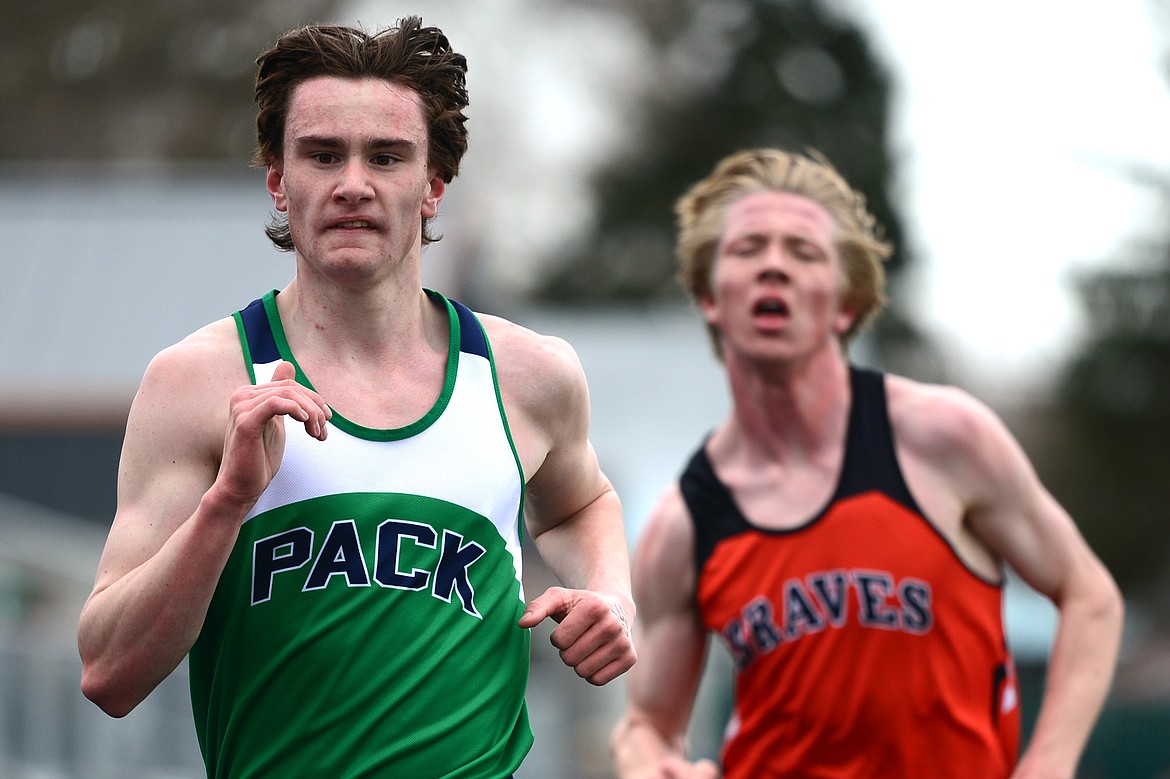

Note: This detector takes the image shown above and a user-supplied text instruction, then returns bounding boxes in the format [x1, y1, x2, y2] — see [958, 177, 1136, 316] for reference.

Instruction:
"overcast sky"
[852, 0, 1170, 394]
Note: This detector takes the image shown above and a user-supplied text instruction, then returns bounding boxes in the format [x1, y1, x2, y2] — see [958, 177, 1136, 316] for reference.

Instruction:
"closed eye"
[726, 236, 766, 257]
[787, 237, 825, 262]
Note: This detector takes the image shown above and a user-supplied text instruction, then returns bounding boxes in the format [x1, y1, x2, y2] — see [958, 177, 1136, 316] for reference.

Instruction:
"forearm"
[1015, 569, 1124, 777]
[78, 488, 245, 716]
[531, 487, 633, 609]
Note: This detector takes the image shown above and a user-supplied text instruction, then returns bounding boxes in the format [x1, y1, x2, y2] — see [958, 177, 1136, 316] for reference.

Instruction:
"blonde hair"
[675, 148, 892, 356]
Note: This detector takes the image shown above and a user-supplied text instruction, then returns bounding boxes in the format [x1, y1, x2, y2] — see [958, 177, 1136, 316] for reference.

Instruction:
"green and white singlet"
[189, 289, 532, 779]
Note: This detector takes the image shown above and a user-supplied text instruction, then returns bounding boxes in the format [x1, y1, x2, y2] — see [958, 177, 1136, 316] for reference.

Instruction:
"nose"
[757, 241, 791, 282]
[333, 159, 374, 203]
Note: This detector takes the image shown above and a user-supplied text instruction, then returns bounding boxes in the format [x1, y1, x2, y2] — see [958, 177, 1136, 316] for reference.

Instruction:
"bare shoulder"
[885, 372, 1038, 527]
[129, 316, 250, 460]
[140, 317, 247, 401]
[638, 486, 694, 568]
[97, 317, 251, 585]
[884, 373, 1008, 461]
[476, 313, 589, 421]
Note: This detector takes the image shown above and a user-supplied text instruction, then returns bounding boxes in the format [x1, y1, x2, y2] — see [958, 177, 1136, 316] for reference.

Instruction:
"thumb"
[518, 586, 571, 629]
[271, 360, 296, 383]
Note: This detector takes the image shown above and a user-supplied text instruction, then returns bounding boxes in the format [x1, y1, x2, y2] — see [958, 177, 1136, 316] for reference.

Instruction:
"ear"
[698, 291, 720, 327]
[266, 163, 287, 213]
[421, 170, 446, 219]
[834, 301, 858, 336]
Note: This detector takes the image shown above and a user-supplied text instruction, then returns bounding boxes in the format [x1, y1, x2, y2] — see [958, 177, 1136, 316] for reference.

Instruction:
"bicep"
[493, 323, 609, 536]
[957, 398, 1100, 601]
[90, 348, 226, 593]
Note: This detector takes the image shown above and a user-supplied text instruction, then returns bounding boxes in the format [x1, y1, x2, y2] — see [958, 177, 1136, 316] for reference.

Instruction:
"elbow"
[1090, 560, 1125, 626]
[1102, 570, 1125, 633]
[80, 660, 142, 719]
[1075, 561, 1126, 646]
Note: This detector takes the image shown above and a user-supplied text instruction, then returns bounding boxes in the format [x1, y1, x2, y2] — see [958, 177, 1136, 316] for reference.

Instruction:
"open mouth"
[753, 298, 789, 317]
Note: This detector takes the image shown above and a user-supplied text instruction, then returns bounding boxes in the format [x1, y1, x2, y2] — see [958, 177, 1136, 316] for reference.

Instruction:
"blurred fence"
[0, 639, 203, 779]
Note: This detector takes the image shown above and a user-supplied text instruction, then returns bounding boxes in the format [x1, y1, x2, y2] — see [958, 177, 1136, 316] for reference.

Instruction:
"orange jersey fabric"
[682, 367, 1020, 778]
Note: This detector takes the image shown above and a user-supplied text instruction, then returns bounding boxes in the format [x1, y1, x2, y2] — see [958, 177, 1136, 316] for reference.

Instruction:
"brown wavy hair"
[253, 17, 469, 250]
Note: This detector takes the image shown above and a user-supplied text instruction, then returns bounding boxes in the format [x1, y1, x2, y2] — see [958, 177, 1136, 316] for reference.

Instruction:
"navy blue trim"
[238, 297, 280, 364]
[451, 298, 488, 359]
[833, 367, 921, 513]
[681, 443, 739, 576]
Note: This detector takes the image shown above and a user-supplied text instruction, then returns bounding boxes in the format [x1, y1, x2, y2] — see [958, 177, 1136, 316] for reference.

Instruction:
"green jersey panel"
[191, 291, 530, 779]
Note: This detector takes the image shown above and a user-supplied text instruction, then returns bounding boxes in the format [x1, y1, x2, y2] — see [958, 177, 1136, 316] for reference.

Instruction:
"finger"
[271, 360, 297, 383]
[554, 615, 636, 682]
[518, 587, 571, 629]
[258, 362, 331, 439]
[548, 594, 621, 656]
[583, 650, 636, 686]
[231, 386, 329, 445]
[572, 632, 637, 684]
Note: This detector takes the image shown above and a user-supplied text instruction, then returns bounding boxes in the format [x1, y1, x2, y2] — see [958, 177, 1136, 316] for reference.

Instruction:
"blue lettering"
[432, 530, 486, 618]
[854, 571, 899, 629]
[374, 519, 436, 590]
[718, 570, 935, 667]
[252, 528, 314, 605]
[809, 570, 849, 626]
[782, 579, 825, 639]
[247, 516, 510, 621]
[304, 519, 371, 591]
[899, 579, 933, 633]
[746, 596, 783, 652]
[723, 618, 755, 669]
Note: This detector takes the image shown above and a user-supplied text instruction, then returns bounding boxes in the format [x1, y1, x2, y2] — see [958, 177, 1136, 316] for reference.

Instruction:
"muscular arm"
[484, 316, 636, 685]
[78, 325, 330, 716]
[612, 487, 719, 779]
[892, 379, 1124, 779]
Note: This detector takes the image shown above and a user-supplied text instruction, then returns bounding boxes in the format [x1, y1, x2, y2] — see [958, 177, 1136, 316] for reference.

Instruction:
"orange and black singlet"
[681, 366, 1020, 779]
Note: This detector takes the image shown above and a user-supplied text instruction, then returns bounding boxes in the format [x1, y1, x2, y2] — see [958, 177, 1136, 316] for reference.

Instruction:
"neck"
[276, 274, 447, 364]
[721, 345, 851, 463]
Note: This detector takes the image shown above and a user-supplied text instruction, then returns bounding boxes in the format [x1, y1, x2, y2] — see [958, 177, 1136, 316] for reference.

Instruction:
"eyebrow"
[292, 135, 421, 154]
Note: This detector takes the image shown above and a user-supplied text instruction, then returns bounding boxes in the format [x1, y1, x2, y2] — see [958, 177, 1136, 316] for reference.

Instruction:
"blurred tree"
[1043, 221, 1170, 608]
[1033, 0, 1170, 617]
[0, 0, 344, 162]
[534, 0, 907, 303]
[531, 0, 938, 376]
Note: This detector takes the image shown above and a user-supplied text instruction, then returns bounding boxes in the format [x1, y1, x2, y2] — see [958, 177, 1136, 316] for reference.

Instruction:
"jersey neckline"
[257, 288, 460, 442]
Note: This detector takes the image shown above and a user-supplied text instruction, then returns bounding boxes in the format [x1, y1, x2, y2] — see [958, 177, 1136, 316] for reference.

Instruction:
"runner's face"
[702, 191, 855, 362]
[266, 76, 444, 284]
